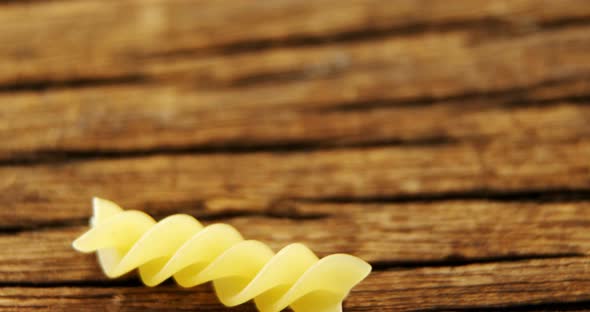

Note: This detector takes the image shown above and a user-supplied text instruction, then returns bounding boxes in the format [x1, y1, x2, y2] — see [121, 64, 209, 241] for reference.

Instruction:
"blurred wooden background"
[2, 0, 590, 311]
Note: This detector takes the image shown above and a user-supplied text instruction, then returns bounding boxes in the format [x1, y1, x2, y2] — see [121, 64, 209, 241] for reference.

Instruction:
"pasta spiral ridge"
[72, 198, 371, 312]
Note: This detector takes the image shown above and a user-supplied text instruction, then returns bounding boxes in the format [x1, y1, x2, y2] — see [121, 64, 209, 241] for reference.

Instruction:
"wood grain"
[2, 24, 590, 159]
[2, 90, 590, 161]
[2, 258, 590, 311]
[2, 0, 590, 311]
[1, 201, 589, 283]
[3, 139, 590, 227]
[1, 0, 589, 85]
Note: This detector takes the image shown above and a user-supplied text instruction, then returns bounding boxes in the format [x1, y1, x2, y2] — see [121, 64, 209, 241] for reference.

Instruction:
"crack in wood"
[0, 218, 88, 235]
[0, 0, 63, 5]
[0, 279, 144, 289]
[370, 253, 586, 271]
[0, 136, 457, 167]
[294, 188, 590, 204]
[414, 299, 590, 312]
[0, 74, 149, 94]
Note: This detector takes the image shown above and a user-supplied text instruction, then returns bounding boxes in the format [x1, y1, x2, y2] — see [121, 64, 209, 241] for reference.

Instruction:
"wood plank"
[0, 285, 251, 312]
[2, 95, 590, 160]
[1, 25, 590, 159]
[2, 201, 588, 283]
[1, 0, 589, 85]
[2, 1, 589, 311]
[351, 257, 590, 311]
[1, 258, 589, 311]
[145, 25, 590, 90]
[2, 139, 590, 227]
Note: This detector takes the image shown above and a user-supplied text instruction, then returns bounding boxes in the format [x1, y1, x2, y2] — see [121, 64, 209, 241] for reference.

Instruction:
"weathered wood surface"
[2, 0, 589, 86]
[1, 0, 590, 311]
[2, 201, 589, 283]
[1, 1, 590, 159]
[3, 24, 590, 158]
[3, 257, 590, 311]
[3, 140, 590, 228]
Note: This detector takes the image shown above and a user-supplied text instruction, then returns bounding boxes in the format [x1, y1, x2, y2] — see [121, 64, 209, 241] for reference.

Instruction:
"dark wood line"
[294, 188, 590, 204]
[0, 136, 457, 167]
[143, 16, 590, 61]
[370, 253, 586, 271]
[503, 94, 590, 108]
[0, 218, 87, 235]
[415, 300, 590, 312]
[0, 279, 144, 289]
[329, 91, 590, 114]
[0, 74, 149, 94]
[0, 0, 63, 5]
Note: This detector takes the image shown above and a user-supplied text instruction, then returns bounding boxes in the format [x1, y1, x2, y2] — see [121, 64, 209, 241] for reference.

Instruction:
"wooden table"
[2, 1, 590, 311]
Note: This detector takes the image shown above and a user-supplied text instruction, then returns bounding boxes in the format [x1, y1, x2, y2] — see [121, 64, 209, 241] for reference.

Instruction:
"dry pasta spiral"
[73, 198, 372, 312]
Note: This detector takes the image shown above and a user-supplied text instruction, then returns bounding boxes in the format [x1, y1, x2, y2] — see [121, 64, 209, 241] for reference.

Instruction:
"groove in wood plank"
[0, 74, 149, 93]
[416, 301, 590, 312]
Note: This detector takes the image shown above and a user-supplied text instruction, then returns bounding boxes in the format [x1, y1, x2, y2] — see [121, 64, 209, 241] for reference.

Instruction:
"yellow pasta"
[72, 197, 371, 312]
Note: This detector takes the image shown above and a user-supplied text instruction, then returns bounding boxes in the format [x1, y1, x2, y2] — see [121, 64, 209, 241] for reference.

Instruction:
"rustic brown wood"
[2, 0, 590, 311]
[2, 201, 589, 283]
[1, 0, 589, 85]
[2, 139, 590, 228]
[2, 258, 590, 311]
[2, 24, 590, 158]
[2, 91, 590, 161]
